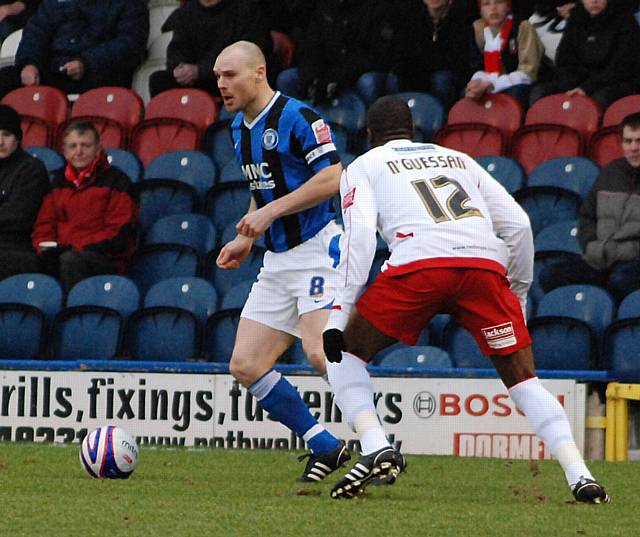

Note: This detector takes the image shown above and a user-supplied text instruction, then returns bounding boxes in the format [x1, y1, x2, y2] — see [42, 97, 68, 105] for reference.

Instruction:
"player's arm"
[217, 197, 256, 269]
[473, 160, 534, 314]
[235, 163, 341, 239]
[324, 163, 378, 362]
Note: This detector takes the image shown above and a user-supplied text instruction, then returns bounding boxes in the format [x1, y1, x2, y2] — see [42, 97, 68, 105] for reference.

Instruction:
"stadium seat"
[314, 91, 366, 153]
[1, 86, 68, 147]
[514, 186, 581, 236]
[144, 150, 217, 202]
[282, 339, 307, 365]
[138, 179, 197, 233]
[129, 244, 200, 294]
[393, 92, 445, 142]
[145, 213, 217, 255]
[204, 181, 251, 232]
[588, 126, 623, 167]
[0, 274, 63, 358]
[434, 124, 506, 157]
[444, 324, 487, 368]
[602, 95, 640, 127]
[0, 29, 22, 68]
[616, 289, 640, 320]
[427, 313, 452, 348]
[448, 94, 523, 137]
[220, 280, 254, 310]
[106, 149, 143, 183]
[203, 120, 244, 184]
[205, 247, 264, 296]
[376, 345, 452, 369]
[475, 156, 525, 193]
[203, 309, 240, 362]
[59, 87, 144, 149]
[144, 88, 219, 134]
[604, 289, 640, 373]
[25, 146, 65, 179]
[527, 157, 599, 199]
[144, 277, 218, 324]
[66, 275, 141, 317]
[130, 118, 201, 168]
[271, 31, 296, 70]
[510, 125, 582, 175]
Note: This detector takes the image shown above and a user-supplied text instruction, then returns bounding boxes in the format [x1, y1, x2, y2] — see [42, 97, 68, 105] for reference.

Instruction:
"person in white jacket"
[323, 95, 610, 504]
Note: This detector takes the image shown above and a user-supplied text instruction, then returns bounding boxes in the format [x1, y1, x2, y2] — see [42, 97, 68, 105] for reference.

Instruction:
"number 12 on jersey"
[411, 175, 483, 223]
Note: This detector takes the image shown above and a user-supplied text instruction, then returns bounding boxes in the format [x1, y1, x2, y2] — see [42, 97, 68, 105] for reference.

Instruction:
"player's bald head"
[217, 40, 266, 71]
[367, 96, 414, 147]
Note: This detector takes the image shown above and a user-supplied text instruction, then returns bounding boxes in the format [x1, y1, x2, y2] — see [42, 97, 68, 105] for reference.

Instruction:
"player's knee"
[229, 352, 257, 387]
[302, 342, 326, 375]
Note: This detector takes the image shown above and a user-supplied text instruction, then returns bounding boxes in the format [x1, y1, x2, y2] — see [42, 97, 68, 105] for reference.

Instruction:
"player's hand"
[20, 65, 40, 86]
[235, 205, 277, 239]
[323, 329, 345, 363]
[61, 60, 85, 81]
[465, 80, 492, 100]
[216, 235, 252, 269]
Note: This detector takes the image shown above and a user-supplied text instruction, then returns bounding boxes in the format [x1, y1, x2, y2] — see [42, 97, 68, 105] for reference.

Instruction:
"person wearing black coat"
[0, 104, 49, 281]
[149, 0, 272, 98]
[529, 0, 640, 107]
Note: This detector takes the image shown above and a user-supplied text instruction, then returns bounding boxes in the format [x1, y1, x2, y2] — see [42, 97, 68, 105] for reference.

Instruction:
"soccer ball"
[79, 425, 139, 479]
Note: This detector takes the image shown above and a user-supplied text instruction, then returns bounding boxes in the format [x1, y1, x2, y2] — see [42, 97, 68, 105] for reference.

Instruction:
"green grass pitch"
[0, 442, 637, 537]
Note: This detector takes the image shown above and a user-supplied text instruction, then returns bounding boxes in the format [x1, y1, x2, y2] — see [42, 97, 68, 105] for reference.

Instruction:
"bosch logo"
[413, 391, 436, 419]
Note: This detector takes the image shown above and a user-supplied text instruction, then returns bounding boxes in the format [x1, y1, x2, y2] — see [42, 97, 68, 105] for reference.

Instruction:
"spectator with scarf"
[466, 0, 543, 106]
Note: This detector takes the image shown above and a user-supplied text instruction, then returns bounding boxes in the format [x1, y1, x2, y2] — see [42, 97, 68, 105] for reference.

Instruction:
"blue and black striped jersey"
[231, 92, 341, 252]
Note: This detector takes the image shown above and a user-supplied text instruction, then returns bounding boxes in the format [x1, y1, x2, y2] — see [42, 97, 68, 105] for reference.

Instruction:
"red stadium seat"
[447, 94, 523, 137]
[58, 87, 144, 149]
[1, 86, 68, 147]
[433, 124, 506, 157]
[588, 126, 623, 167]
[602, 95, 640, 127]
[144, 88, 218, 134]
[271, 31, 296, 70]
[525, 93, 602, 145]
[130, 119, 200, 167]
[510, 125, 582, 175]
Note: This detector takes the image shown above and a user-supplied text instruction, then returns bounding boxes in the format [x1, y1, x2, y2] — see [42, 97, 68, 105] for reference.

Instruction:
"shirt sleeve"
[295, 107, 341, 174]
[326, 161, 378, 332]
[471, 159, 534, 314]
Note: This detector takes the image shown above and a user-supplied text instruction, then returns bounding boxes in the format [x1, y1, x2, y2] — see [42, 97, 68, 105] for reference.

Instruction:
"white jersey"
[327, 139, 534, 331]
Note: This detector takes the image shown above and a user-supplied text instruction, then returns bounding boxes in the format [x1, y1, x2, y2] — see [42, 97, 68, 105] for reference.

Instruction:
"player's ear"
[256, 65, 266, 82]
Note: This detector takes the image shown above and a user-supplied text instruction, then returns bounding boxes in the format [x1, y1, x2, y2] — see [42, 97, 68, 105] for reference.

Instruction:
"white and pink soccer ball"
[79, 426, 139, 479]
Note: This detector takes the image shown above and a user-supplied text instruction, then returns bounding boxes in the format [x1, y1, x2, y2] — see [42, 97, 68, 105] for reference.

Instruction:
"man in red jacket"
[32, 120, 138, 291]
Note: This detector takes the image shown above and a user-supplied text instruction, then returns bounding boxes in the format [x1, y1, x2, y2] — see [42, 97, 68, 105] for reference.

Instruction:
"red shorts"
[356, 267, 531, 356]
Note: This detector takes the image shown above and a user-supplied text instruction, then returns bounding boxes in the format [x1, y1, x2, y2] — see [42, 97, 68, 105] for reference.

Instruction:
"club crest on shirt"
[311, 119, 332, 144]
[262, 128, 279, 150]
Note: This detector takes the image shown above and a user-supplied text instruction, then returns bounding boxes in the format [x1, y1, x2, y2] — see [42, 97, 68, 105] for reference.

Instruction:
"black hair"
[62, 120, 100, 144]
[366, 96, 414, 147]
[621, 112, 640, 135]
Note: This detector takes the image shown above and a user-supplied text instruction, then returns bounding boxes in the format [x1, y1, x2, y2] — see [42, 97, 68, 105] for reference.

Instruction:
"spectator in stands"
[0, 0, 148, 98]
[32, 121, 138, 292]
[0, 103, 49, 281]
[529, 0, 640, 108]
[149, 0, 272, 98]
[0, 1, 39, 42]
[275, 0, 397, 106]
[390, 0, 473, 111]
[539, 113, 640, 302]
[465, 0, 544, 107]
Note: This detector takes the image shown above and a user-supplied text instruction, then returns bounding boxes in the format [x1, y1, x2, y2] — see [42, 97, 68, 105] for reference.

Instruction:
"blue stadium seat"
[144, 277, 218, 324]
[138, 180, 197, 233]
[204, 181, 251, 232]
[130, 244, 200, 294]
[106, 149, 143, 183]
[283, 339, 307, 365]
[26, 146, 64, 179]
[444, 324, 487, 368]
[144, 150, 216, 201]
[203, 121, 244, 184]
[145, 213, 217, 255]
[427, 314, 452, 348]
[514, 186, 581, 236]
[527, 156, 599, 199]
[603, 289, 640, 374]
[616, 289, 640, 320]
[0, 274, 63, 358]
[376, 345, 452, 369]
[203, 309, 241, 362]
[66, 275, 140, 318]
[314, 91, 366, 153]
[367, 250, 389, 285]
[205, 247, 264, 296]
[220, 280, 254, 310]
[392, 92, 445, 142]
[475, 156, 525, 194]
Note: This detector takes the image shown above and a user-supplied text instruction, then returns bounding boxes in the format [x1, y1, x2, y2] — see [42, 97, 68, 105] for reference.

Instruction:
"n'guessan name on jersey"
[385, 155, 467, 175]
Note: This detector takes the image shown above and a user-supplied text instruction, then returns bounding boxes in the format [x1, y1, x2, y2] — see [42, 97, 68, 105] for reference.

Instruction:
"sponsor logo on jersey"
[311, 119, 332, 144]
[481, 322, 516, 349]
[249, 179, 275, 190]
[242, 162, 271, 180]
[342, 186, 356, 209]
[262, 128, 279, 150]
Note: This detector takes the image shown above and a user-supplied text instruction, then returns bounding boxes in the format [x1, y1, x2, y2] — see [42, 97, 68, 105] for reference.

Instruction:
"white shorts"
[241, 221, 343, 337]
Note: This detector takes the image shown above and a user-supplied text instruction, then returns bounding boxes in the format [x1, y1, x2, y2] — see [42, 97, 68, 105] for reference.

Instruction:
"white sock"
[326, 352, 390, 455]
[508, 377, 593, 487]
